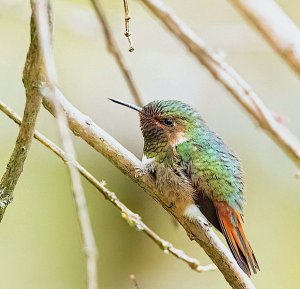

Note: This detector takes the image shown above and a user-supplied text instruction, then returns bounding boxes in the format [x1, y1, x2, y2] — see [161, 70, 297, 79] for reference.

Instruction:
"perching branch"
[229, 0, 300, 78]
[40, 86, 255, 288]
[0, 2, 44, 222]
[140, 0, 300, 170]
[0, 99, 215, 274]
[33, 1, 98, 289]
[123, 0, 135, 52]
[90, 0, 143, 107]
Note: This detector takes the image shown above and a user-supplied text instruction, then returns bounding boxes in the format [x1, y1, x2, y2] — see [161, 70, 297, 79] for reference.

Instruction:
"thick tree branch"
[40, 86, 255, 288]
[140, 0, 300, 170]
[90, 0, 143, 106]
[229, 0, 300, 78]
[0, 3, 44, 222]
[0, 99, 215, 273]
[33, 1, 98, 288]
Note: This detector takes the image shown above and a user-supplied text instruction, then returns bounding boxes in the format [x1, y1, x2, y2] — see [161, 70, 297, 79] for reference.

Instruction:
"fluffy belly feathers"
[143, 155, 202, 219]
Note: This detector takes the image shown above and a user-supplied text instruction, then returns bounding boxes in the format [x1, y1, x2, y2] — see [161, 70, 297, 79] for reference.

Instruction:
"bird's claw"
[167, 202, 174, 209]
[134, 167, 147, 178]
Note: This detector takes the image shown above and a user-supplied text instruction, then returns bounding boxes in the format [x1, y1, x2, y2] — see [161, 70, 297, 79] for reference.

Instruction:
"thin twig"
[0, 2, 44, 222]
[0, 99, 215, 274]
[90, 0, 143, 106]
[123, 0, 135, 52]
[41, 86, 255, 288]
[229, 0, 300, 78]
[140, 0, 300, 170]
[129, 274, 140, 289]
[33, 1, 98, 289]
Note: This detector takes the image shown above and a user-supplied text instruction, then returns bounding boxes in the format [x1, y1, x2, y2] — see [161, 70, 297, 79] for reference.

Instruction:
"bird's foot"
[167, 202, 175, 209]
[134, 167, 147, 178]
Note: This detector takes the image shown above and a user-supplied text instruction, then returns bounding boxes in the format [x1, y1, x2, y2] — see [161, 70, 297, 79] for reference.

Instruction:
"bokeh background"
[0, 0, 299, 288]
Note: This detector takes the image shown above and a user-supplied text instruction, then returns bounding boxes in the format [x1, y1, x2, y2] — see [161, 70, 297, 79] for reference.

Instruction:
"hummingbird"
[109, 98, 259, 276]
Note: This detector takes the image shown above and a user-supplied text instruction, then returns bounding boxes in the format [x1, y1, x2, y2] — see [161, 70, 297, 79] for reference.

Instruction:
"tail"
[215, 201, 260, 276]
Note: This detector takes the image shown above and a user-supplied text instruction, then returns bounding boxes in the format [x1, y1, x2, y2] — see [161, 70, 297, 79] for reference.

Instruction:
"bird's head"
[109, 98, 202, 159]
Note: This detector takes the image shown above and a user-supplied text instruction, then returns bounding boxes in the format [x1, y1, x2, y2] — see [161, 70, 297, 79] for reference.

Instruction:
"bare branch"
[90, 0, 143, 106]
[140, 0, 300, 170]
[229, 0, 300, 77]
[0, 99, 215, 274]
[33, 1, 98, 288]
[123, 0, 135, 52]
[40, 86, 255, 288]
[0, 2, 44, 222]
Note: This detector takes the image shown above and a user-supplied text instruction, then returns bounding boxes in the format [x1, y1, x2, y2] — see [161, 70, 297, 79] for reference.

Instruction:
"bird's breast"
[143, 155, 195, 213]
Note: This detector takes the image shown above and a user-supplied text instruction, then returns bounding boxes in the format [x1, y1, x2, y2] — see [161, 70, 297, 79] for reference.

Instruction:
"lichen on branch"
[0, 5, 44, 222]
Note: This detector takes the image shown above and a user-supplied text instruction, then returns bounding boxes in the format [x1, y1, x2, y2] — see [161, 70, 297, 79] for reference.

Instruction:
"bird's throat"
[143, 131, 188, 163]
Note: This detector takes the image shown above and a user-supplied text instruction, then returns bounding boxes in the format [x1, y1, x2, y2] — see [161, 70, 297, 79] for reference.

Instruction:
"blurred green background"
[0, 0, 299, 288]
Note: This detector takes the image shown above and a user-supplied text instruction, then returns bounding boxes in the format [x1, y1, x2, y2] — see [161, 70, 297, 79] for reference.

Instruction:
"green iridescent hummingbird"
[109, 98, 259, 276]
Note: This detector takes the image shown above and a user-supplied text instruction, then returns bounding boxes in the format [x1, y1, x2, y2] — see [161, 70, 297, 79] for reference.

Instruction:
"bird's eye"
[163, 118, 174, 127]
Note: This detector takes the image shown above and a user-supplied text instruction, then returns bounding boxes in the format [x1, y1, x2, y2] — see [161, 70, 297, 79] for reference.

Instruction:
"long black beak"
[108, 98, 143, 113]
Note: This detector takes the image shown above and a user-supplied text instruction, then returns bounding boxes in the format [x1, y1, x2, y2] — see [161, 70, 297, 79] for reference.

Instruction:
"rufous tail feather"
[215, 201, 260, 276]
